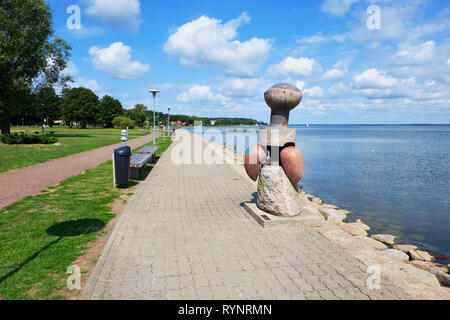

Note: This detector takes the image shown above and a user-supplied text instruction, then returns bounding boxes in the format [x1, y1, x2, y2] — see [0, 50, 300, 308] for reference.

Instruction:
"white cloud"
[62, 61, 79, 77]
[303, 86, 324, 98]
[268, 57, 319, 77]
[219, 78, 268, 97]
[323, 69, 344, 79]
[89, 42, 150, 79]
[321, 0, 359, 16]
[394, 41, 435, 65]
[352, 68, 398, 89]
[163, 13, 271, 77]
[447, 58, 450, 65]
[177, 85, 227, 104]
[85, 0, 142, 31]
[295, 81, 306, 90]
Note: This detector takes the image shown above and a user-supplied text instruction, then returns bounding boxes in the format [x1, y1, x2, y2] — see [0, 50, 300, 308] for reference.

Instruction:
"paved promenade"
[82, 131, 410, 300]
[0, 132, 161, 209]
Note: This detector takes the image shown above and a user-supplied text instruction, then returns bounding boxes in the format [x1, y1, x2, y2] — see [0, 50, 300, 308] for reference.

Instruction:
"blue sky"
[48, 0, 450, 124]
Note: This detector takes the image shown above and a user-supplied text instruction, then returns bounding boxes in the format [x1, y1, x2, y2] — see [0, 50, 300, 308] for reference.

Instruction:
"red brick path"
[0, 132, 162, 209]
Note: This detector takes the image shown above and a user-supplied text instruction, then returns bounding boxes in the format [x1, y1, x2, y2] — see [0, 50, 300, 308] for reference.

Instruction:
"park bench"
[129, 146, 159, 179]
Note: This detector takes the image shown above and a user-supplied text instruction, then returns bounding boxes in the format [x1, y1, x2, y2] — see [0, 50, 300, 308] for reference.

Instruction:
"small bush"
[113, 116, 135, 129]
[1, 133, 58, 145]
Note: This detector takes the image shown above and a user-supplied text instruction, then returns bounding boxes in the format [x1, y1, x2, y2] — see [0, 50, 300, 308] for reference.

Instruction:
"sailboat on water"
[306, 122, 310, 127]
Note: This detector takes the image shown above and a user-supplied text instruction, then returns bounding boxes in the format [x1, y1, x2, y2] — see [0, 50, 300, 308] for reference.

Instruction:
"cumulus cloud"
[268, 57, 319, 77]
[85, 0, 142, 31]
[219, 78, 269, 97]
[89, 42, 150, 79]
[352, 68, 398, 89]
[303, 86, 324, 98]
[163, 13, 271, 77]
[177, 85, 227, 104]
[321, 0, 359, 16]
[394, 41, 435, 66]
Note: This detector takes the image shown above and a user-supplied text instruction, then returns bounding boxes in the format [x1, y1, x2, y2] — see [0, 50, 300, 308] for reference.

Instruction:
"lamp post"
[149, 89, 160, 145]
[168, 107, 171, 137]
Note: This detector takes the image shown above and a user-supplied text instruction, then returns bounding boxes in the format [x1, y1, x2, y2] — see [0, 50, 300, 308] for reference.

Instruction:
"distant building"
[210, 120, 216, 125]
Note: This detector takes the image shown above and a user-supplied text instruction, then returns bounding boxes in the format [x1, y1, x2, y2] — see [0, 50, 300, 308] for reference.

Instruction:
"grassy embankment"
[0, 127, 151, 173]
[0, 136, 173, 300]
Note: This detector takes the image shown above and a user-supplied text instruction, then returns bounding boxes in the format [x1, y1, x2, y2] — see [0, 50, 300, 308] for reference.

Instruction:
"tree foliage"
[0, 0, 71, 133]
[126, 104, 147, 127]
[61, 88, 99, 129]
[98, 95, 123, 128]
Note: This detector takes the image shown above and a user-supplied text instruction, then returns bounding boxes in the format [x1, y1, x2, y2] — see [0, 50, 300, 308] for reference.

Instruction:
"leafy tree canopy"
[0, 0, 71, 133]
[61, 87, 99, 129]
[98, 95, 123, 128]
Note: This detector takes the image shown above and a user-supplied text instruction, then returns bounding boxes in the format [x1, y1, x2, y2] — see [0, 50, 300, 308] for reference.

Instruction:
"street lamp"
[149, 89, 160, 145]
[168, 107, 171, 137]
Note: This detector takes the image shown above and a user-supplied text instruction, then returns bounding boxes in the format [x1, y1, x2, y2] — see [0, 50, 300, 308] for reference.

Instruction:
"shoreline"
[191, 130, 450, 299]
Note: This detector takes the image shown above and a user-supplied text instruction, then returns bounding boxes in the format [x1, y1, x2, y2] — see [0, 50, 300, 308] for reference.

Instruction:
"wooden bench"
[129, 146, 160, 179]
[136, 146, 159, 155]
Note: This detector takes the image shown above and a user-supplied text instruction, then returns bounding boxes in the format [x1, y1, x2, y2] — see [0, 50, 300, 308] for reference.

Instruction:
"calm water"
[188, 125, 450, 259]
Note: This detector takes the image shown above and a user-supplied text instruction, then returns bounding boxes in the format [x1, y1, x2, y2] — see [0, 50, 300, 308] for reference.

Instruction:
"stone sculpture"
[244, 83, 305, 217]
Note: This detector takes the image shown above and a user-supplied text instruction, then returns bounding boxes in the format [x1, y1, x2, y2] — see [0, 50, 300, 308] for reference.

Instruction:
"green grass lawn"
[0, 136, 173, 300]
[0, 127, 151, 173]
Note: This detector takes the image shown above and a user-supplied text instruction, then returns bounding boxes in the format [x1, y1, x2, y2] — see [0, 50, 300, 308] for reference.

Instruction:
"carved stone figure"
[244, 83, 305, 217]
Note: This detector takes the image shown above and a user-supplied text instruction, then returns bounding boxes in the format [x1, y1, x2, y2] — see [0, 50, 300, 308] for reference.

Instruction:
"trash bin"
[114, 146, 131, 186]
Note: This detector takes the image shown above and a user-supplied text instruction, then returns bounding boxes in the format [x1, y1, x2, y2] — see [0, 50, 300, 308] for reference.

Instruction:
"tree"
[113, 116, 135, 129]
[0, 0, 71, 134]
[98, 95, 123, 128]
[126, 104, 147, 128]
[34, 86, 61, 127]
[61, 87, 99, 129]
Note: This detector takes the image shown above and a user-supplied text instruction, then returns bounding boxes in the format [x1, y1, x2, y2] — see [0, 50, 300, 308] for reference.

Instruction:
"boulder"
[393, 244, 418, 253]
[370, 234, 397, 245]
[355, 219, 370, 231]
[257, 165, 303, 217]
[337, 222, 370, 237]
[322, 204, 340, 210]
[407, 260, 449, 274]
[429, 271, 450, 287]
[355, 236, 387, 250]
[320, 208, 348, 222]
[409, 250, 435, 262]
[383, 249, 410, 262]
[312, 197, 324, 205]
[430, 253, 448, 260]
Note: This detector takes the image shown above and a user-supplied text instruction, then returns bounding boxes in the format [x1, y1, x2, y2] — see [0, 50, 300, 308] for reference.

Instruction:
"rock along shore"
[199, 132, 450, 300]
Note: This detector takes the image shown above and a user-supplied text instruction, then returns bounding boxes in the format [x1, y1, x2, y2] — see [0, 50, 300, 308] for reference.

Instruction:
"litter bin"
[114, 146, 131, 186]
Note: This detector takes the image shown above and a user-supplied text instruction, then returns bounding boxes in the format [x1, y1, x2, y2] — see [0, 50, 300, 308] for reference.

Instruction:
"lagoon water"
[188, 124, 450, 259]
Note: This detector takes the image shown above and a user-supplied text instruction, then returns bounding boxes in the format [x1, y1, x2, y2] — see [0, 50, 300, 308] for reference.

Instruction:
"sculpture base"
[244, 203, 325, 229]
[257, 165, 302, 217]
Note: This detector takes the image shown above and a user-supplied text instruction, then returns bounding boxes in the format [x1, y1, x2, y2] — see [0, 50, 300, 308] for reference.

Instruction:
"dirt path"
[0, 132, 162, 209]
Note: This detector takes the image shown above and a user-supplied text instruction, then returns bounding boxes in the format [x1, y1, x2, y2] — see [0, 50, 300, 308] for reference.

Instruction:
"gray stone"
[429, 271, 450, 287]
[320, 208, 348, 223]
[370, 234, 397, 245]
[409, 250, 435, 262]
[337, 222, 369, 237]
[322, 204, 340, 210]
[312, 197, 324, 205]
[383, 249, 410, 262]
[355, 236, 388, 250]
[393, 244, 418, 253]
[257, 165, 302, 217]
[407, 260, 449, 274]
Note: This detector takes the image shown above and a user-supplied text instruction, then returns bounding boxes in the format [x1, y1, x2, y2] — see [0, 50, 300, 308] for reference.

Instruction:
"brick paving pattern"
[0, 132, 161, 209]
[82, 132, 408, 300]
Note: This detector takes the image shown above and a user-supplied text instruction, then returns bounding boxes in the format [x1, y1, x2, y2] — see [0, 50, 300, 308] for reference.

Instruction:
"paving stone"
[82, 131, 408, 300]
